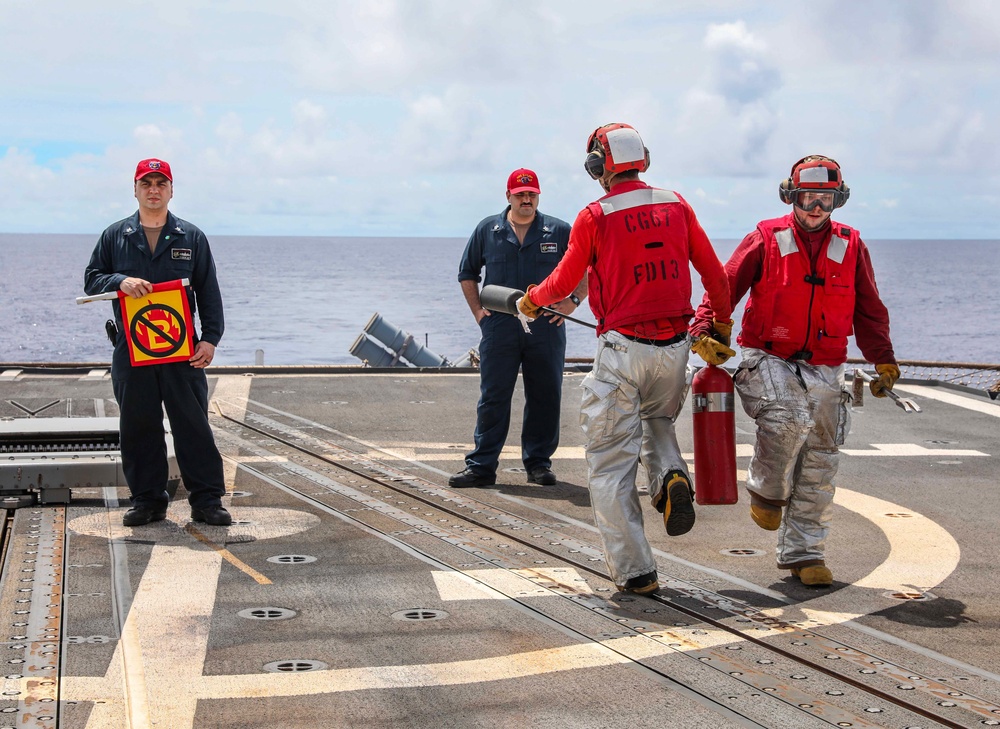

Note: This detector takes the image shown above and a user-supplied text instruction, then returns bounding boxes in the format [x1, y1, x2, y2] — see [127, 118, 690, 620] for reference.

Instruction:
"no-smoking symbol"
[130, 302, 188, 358]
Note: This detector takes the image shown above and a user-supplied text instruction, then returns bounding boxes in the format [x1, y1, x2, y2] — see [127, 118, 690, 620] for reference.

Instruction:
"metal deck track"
[0, 508, 65, 728]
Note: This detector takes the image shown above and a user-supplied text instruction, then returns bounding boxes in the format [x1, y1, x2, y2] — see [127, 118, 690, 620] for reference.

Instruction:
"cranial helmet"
[584, 123, 650, 179]
[779, 155, 850, 209]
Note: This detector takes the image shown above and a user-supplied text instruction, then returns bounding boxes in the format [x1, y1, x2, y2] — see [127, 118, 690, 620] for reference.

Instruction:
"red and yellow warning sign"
[119, 279, 194, 367]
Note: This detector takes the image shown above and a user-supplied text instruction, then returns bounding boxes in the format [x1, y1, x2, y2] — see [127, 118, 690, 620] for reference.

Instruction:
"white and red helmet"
[779, 155, 850, 209]
[584, 123, 650, 179]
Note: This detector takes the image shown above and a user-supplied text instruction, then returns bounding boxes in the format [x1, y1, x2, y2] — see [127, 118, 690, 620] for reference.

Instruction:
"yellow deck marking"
[185, 524, 272, 584]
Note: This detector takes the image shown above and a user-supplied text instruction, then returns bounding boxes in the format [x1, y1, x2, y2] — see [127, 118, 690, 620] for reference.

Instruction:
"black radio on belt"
[105, 319, 118, 346]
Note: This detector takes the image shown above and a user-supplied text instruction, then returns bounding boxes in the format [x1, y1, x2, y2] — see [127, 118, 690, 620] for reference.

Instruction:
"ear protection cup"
[639, 146, 651, 173]
[779, 177, 795, 204]
[584, 147, 605, 179]
[835, 184, 850, 208]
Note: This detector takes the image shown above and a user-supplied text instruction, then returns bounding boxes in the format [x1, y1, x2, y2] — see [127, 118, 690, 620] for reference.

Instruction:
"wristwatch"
[569, 294, 581, 306]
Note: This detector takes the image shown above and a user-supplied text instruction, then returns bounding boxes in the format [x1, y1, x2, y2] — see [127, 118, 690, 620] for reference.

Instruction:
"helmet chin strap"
[599, 170, 618, 193]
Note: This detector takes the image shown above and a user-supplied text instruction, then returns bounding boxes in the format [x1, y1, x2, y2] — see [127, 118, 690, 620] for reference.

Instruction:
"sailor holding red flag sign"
[84, 158, 231, 527]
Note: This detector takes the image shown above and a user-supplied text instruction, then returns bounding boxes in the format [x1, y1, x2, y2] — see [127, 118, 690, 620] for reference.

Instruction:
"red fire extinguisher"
[691, 364, 738, 505]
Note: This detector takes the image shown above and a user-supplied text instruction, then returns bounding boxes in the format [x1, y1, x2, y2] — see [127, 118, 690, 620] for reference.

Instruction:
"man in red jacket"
[519, 123, 733, 595]
[692, 155, 899, 587]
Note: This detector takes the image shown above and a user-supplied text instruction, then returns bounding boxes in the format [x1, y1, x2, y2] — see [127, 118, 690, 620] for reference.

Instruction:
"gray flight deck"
[0, 364, 998, 728]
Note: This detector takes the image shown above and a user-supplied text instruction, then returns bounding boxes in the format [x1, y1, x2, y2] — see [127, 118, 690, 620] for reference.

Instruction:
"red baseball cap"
[134, 158, 173, 182]
[506, 168, 540, 194]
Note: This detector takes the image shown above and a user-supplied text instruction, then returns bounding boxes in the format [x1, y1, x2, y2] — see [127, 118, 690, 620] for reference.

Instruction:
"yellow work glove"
[691, 334, 736, 366]
[517, 284, 542, 319]
[710, 318, 734, 347]
[870, 363, 900, 398]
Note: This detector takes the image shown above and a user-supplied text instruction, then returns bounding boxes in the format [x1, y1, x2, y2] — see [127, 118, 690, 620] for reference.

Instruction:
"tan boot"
[749, 494, 782, 531]
[791, 564, 833, 587]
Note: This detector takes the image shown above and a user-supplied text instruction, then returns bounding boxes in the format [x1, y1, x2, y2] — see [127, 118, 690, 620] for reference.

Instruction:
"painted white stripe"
[836, 488, 961, 591]
[762, 487, 964, 646]
[434, 568, 595, 601]
[197, 640, 658, 697]
[841, 443, 987, 456]
[212, 388, 997, 684]
[895, 383, 1000, 418]
[211, 375, 254, 489]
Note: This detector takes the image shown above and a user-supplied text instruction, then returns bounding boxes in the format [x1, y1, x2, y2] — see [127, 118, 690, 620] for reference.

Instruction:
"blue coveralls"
[84, 211, 227, 512]
[457, 208, 572, 477]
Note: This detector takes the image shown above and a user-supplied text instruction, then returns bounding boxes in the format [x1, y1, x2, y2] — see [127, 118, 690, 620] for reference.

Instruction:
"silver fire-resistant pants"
[579, 331, 691, 586]
[733, 347, 851, 568]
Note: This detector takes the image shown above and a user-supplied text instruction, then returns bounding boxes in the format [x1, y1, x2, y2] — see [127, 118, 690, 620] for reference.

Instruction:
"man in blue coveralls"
[451, 168, 587, 488]
[84, 158, 231, 527]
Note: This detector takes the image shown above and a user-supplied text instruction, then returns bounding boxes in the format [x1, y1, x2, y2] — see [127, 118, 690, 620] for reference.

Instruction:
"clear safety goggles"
[792, 190, 837, 212]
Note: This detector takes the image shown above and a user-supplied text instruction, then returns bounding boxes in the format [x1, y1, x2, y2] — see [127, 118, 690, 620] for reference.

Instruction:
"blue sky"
[2, 1, 999, 239]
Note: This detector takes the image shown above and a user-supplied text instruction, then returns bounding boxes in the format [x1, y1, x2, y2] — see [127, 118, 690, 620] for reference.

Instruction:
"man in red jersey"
[519, 123, 733, 595]
[691, 155, 899, 587]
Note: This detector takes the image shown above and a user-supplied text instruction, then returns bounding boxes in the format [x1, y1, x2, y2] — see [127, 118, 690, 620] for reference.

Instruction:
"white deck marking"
[758, 487, 962, 630]
[211, 375, 254, 489]
[61, 505, 677, 721]
[64, 506, 319, 728]
[842, 443, 988, 456]
[895, 383, 1000, 417]
[193, 640, 659, 696]
[23, 379, 989, 724]
[434, 567, 595, 601]
[836, 488, 960, 593]
[343, 444, 756, 462]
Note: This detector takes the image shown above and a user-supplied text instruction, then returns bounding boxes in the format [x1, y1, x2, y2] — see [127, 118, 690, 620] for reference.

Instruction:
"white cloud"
[669, 22, 781, 177]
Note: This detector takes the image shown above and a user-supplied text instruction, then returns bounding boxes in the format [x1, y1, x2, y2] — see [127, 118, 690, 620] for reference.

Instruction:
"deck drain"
[883, 590, 935, 601]
[267, 555, 318, 565]
[391, 608, 449, 622]
[263, 659, 328, 673]
[238, 607, 297, 620]
[720, 548, 766, 558]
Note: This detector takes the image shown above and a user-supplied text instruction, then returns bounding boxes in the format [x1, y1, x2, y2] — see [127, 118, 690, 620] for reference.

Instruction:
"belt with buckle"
[618, 332, 687, 347]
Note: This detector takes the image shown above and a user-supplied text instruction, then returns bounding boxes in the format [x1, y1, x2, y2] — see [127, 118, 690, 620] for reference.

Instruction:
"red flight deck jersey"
[530, 180, 732, 339]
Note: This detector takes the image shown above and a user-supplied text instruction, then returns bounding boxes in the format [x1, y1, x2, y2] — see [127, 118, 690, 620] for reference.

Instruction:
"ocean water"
[1, 234, 998, 366]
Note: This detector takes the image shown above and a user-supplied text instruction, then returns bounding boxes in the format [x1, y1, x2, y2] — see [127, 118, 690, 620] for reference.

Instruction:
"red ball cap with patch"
[506, 168, 540, 194]
[134, 158, 173, 182]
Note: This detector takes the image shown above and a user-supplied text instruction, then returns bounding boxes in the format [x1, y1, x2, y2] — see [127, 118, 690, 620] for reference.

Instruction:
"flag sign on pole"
[119, 279, 194, 366]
